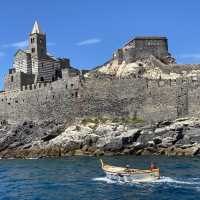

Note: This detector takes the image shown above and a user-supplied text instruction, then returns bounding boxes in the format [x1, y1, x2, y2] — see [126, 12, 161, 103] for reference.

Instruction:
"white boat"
[100, 159, 160, 183]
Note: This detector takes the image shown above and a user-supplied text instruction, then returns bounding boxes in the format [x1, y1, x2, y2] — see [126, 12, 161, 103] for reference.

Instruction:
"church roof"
[31, 21, 44, 34]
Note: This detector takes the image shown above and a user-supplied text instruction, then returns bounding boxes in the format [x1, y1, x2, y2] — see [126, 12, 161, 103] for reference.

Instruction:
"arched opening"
[40, 77, 44, 82]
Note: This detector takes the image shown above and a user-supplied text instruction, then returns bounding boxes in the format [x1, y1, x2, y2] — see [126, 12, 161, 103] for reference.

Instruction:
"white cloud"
[2, 40, 28, 48]
[1, 40, 55, 49]
[76, 38, 102, 46]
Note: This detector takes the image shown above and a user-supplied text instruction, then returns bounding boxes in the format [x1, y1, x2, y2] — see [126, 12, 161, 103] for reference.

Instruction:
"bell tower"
[29, 21, 47, 58]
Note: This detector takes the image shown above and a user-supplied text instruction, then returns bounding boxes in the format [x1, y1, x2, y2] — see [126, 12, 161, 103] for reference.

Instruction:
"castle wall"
[123, 37, 169, 63]
[0, 74, 196, 124]
[0, 76, 194, 122]
[4, 72, 35, 91]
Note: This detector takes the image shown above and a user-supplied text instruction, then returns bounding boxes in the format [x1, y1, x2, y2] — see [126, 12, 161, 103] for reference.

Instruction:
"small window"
[40, 77, 44, 82]
[11, 76, 13, 82]
[66, 84, 68, 89]
[31, 48, 35, 53]
[15, 100, 18, 103]
[75, 91, 78, 98]
[31, 38, 35, 43]
[71, 83, 74, 88]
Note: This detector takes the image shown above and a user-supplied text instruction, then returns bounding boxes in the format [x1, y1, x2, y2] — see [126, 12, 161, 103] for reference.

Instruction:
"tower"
[29, 21, 47, 58]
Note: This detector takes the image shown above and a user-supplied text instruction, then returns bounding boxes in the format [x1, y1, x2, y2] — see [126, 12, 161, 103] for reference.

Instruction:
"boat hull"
[105, 171, 159, 183]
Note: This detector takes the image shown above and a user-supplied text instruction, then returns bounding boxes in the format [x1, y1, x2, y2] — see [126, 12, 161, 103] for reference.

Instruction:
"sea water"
[0, 156, 199, 200]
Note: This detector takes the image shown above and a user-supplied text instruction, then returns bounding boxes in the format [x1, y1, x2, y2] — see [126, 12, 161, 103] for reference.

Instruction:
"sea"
[0, 155, 199, 200]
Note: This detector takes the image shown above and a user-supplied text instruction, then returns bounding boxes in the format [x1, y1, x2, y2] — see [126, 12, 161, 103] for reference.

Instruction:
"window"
[31, 48, 35, 53]
[75, 91, 78, 98]
[71, 83, 74, 88]
[31, 38, 35, 43]
[11, 76, 13, 82]
[40, 77, 44, 82]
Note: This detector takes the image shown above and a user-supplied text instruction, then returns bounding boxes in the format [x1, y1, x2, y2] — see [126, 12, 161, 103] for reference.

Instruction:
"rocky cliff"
[0, 117, 200, 158]
[87, 56, 200, 80]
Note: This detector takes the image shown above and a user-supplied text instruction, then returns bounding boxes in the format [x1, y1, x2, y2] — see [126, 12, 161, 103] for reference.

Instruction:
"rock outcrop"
[0, 117, 200, 158]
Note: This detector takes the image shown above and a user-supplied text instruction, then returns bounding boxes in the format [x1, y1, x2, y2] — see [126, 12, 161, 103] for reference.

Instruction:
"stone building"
[4, 21, 73, 91]
[113, 36, 175, 64]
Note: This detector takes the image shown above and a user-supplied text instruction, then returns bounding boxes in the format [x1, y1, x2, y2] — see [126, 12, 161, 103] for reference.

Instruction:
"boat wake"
[93, 176, 200, 186]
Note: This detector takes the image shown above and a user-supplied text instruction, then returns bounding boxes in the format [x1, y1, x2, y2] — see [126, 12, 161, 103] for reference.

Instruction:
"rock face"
[0, 118, 200, 158]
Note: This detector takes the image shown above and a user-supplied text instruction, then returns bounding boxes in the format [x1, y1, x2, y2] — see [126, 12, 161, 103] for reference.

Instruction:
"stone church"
[4, 21, 72, 91]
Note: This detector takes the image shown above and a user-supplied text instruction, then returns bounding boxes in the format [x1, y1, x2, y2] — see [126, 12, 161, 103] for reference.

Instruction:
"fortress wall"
[0, 75, 198, 124]
[187, 81, 200, 117]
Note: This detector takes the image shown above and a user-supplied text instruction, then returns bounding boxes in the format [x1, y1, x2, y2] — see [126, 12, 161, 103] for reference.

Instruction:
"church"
[4, 21, 72, 91]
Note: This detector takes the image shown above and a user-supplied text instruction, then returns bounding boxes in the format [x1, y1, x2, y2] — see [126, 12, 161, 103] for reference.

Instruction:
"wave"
[93, 176, 200, 186]
[153, 176, 199, 185]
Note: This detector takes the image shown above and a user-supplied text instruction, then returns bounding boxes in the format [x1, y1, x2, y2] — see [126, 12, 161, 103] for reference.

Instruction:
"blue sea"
[0, 156, 199, 200]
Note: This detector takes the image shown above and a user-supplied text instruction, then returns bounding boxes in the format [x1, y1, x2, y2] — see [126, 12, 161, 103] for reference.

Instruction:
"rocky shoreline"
[0, 117, 200, 158]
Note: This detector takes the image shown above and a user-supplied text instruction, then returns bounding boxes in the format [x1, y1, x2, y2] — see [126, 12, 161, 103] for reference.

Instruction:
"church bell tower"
[29, 21, 47, 58]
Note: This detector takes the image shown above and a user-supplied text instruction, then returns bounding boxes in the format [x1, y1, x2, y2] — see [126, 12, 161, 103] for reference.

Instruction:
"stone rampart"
[0, 75, 200, 124]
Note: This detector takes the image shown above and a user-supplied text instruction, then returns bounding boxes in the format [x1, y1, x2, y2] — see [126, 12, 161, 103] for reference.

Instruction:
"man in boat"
[149, 162, 157, 170]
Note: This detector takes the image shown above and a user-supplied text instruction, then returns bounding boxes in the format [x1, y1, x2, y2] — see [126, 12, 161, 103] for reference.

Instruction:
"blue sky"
[0, 0, 200, 88]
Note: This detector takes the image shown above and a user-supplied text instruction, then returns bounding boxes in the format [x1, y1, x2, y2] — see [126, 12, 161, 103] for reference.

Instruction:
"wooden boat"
[100, 159, 160, 182]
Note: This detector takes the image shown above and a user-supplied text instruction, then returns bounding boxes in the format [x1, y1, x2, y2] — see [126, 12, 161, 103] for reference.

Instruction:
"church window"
[11, 76, 13, 82]
[31, 38, 35, 43]
[31, 48, 35, 53]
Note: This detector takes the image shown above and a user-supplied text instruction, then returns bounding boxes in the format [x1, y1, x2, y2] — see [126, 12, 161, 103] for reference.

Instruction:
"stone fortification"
[2, 22, 200, 124]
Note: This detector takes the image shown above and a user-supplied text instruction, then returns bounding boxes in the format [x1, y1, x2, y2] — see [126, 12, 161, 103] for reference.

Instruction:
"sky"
[0, 0, 200, 88]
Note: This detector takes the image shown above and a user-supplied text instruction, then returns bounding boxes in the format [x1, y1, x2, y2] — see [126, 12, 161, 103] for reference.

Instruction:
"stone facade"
[113, 36, 175, 65]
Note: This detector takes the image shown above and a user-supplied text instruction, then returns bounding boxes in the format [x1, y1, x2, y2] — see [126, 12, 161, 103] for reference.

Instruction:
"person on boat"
[149, 162, 157, 170]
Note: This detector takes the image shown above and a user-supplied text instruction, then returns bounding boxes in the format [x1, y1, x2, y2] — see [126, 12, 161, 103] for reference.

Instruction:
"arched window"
[40, 77, 44, 82]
